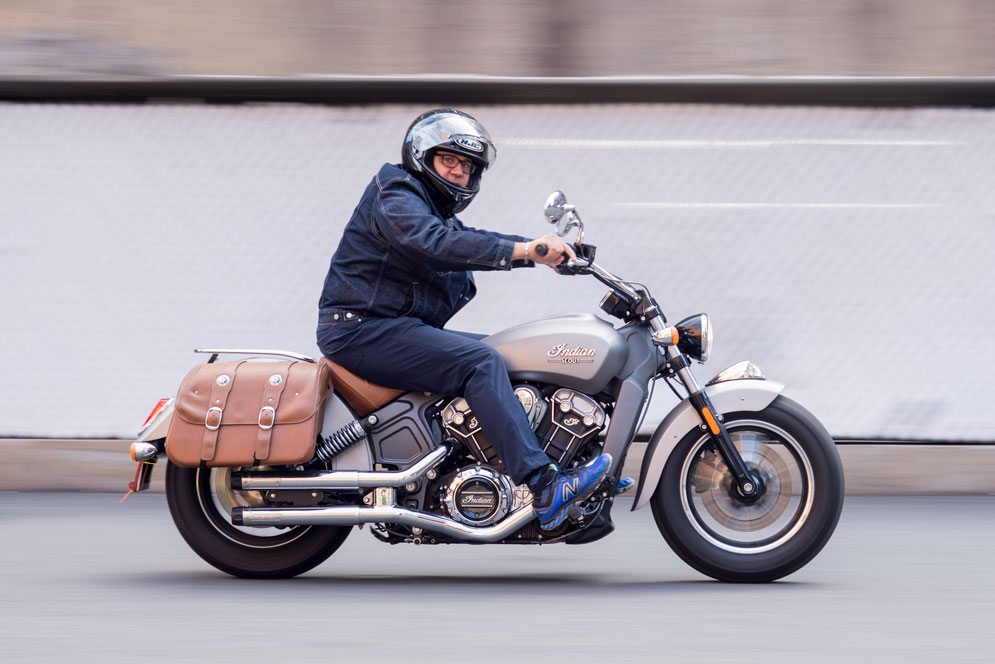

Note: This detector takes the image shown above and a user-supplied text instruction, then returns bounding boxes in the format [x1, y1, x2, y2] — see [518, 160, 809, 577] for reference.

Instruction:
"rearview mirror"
[543, 190, 582, 238]
[544, 190, 569, 224]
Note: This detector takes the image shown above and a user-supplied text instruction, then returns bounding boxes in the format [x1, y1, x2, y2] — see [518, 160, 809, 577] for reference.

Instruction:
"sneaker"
[528, 453, 612, 531]
[616, 476, 635, 495]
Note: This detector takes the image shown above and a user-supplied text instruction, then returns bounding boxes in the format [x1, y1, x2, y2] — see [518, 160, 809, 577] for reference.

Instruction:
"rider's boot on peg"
[527, 453, 612, 530]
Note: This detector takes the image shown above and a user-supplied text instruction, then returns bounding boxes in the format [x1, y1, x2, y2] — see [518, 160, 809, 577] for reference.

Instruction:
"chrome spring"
[315, 419, 368, 463]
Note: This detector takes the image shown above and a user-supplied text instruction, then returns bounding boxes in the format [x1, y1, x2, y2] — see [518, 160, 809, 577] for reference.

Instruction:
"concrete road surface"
[1, 493, 993, 663]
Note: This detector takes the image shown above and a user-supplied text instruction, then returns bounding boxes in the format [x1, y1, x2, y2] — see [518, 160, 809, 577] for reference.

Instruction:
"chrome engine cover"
[442, 466, 515, 526]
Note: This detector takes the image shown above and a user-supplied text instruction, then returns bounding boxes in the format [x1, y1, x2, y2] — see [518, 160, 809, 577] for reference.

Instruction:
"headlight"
[675, 314, 712, 362]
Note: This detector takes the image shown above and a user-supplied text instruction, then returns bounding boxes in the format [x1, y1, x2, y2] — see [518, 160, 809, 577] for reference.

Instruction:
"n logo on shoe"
[561, 478, 579, 501]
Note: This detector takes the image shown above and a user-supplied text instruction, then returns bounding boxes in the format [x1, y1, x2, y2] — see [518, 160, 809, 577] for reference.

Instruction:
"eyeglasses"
[436, 153, 478, 174]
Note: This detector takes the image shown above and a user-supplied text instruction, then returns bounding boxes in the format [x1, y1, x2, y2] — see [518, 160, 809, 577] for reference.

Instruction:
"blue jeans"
[317, 313, 551, 484]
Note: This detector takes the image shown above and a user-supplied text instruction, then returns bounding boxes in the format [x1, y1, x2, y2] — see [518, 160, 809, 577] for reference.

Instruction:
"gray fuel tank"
[484, 314, 628, 394]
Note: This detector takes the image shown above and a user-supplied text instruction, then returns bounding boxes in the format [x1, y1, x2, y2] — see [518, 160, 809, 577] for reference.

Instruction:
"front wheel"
[651, 395, 844, 582]
[165, 462, 351, 578]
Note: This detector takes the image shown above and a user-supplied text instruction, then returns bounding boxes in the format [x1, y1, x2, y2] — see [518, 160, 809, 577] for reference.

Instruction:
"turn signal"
[652, 326, 680, 346]
[130, 442, 158, 462]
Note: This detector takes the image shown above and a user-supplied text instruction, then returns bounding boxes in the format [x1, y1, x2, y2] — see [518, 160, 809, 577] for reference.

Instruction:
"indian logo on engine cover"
[547, 343, 597, 364]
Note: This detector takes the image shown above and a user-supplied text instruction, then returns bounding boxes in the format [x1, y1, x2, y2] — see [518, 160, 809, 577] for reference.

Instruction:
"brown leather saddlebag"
[165, 360, 332, 468]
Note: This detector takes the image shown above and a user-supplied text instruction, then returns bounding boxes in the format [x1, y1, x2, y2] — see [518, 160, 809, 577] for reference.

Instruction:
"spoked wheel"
[165, 462, 350, 578]
[651, 396, 844, 582]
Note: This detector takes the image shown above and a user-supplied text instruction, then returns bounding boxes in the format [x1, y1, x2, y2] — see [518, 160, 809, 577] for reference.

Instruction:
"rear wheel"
[165, 462, 350, 578]
[651, 396, 844, 582]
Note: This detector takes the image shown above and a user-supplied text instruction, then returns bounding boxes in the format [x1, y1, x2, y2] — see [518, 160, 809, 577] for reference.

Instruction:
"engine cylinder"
[535, 389, 606, 466]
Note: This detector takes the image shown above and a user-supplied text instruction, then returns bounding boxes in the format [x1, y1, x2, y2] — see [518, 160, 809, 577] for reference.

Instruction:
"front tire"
[651, 395, 844, 582]
[165, 462, 351, 578]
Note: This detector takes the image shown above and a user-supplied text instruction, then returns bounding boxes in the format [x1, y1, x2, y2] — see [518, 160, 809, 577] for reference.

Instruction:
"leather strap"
[255, 363, 292, 461]
[201, 361, 245, 462]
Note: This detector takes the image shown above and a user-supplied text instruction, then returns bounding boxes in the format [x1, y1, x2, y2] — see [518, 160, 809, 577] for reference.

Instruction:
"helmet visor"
[411, 113, 496, 168]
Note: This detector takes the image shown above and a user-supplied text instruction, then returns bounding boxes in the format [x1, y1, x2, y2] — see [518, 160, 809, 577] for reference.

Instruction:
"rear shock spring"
[315, 419, 368, 463]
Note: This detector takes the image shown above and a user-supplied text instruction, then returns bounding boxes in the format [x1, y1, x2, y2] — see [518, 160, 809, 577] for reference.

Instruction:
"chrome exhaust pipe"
[231, 503, 536, 543]
[231, 445, 448, 491]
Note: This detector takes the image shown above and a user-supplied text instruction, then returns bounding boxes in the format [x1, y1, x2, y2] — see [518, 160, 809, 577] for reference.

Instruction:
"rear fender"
[631, 379, 784, 510]
[136, 399, 175, 443]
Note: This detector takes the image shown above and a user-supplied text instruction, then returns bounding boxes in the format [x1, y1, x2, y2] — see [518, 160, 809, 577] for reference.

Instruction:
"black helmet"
[402, 109, 496, 215]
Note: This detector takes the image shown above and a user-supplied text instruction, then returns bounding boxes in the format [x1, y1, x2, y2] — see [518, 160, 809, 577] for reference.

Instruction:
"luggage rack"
[194, 348, 317, 364]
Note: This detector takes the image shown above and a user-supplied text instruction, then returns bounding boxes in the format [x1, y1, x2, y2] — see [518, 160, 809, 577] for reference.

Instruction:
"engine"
[427, 386, 609, 535]
[440, 385, 607, 471]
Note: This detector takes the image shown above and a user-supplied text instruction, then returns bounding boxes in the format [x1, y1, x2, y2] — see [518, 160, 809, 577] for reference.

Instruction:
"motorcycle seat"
[320, 357, 405, 417]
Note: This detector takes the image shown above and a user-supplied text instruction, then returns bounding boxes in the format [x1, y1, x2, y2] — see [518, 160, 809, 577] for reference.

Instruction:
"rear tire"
[165, 462, 351, 578]
[651, 395, 844, 582]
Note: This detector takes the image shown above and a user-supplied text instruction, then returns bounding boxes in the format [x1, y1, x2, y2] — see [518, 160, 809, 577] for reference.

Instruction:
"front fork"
[659, 343, 763, 499]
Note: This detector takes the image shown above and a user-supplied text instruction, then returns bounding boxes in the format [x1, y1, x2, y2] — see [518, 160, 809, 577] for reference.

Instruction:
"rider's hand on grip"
[530, 233, 576, 270]
[533, 243, 574, 274]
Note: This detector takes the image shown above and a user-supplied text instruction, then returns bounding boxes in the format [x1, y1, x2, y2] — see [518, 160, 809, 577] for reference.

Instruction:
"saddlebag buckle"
[205, 406, 223, 431]
[258, 406, 276, 431]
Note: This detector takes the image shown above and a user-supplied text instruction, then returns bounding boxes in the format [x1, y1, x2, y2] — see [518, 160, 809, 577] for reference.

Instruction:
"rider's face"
[433, 150, 472, 188]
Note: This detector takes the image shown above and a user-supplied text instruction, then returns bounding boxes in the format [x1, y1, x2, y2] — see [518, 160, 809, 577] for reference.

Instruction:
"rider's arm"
[375, 177, 526, 271]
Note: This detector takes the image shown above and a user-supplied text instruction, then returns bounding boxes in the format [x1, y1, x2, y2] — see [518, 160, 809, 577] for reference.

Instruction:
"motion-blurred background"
[3, 0, 995, 76]
[1, 2, 994, 491]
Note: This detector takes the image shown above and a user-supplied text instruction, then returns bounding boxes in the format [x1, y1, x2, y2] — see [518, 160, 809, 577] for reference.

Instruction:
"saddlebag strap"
[201, 360, 246, 462]
[255, 364, 292, 461]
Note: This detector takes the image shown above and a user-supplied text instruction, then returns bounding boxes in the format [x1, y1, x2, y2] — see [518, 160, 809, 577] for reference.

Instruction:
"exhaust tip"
[231, 506, 244, 526]
[230, 473, 243, 491]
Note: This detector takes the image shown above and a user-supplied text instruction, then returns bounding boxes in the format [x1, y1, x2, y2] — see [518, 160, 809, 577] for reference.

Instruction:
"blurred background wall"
[2, 102, 993, 440]
[2, 0, 995, 77]
[2, 2, 995, 444]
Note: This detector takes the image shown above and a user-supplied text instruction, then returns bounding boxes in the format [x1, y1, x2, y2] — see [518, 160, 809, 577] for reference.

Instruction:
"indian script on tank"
[547, 343, 597, 363]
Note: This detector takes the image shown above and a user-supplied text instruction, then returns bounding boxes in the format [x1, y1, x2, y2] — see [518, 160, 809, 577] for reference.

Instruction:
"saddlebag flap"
[165, 360, 332, 468]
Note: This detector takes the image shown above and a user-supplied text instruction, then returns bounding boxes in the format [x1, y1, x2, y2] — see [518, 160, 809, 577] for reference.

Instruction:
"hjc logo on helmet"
[454, 136, 484, 152]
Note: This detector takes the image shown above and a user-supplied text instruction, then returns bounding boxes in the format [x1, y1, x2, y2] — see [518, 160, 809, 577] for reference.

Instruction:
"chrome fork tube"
[655, 326, 702, 393]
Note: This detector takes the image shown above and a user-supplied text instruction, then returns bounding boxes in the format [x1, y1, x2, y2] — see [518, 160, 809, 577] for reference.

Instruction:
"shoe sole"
[537, 464, 611, 531]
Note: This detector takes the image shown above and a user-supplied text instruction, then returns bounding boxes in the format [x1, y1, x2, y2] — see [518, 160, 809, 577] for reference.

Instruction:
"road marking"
[505, 138, 963, 149]
[617, 202, 937, 209]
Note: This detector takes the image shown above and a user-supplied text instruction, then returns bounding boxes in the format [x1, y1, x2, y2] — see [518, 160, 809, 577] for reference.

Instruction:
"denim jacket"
[318, 163, 532, 329]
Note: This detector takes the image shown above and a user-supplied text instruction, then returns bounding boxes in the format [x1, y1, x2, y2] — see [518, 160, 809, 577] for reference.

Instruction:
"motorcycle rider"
[317, 108, 611, 530]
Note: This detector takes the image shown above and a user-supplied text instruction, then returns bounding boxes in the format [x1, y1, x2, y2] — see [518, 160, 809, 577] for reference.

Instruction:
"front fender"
[631, 378, 784, 510]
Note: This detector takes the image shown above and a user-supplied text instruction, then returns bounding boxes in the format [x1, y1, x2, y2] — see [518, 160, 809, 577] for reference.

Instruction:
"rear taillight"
[140, 398, 173, 432]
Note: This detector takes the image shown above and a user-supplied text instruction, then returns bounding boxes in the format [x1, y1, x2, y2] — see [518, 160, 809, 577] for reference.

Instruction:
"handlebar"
[534, 242, 585, 268]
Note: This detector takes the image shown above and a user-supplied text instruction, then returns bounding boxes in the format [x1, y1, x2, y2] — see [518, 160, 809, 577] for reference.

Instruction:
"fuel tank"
[484, 314, 628, 394]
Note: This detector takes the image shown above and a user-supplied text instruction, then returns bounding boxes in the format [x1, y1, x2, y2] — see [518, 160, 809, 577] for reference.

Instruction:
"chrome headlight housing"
[675, 314, 713, 362]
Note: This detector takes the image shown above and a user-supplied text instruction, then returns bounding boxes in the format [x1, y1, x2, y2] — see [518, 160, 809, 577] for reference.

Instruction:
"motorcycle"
[127, 190, 844, 582]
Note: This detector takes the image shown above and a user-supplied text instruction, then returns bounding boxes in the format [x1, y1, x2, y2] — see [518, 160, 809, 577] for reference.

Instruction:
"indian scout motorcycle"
[125, 191, 844, 582]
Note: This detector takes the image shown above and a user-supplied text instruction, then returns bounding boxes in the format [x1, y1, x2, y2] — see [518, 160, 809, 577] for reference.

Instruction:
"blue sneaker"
[528, 453, 612, 531]
[616, 476, 635, 495]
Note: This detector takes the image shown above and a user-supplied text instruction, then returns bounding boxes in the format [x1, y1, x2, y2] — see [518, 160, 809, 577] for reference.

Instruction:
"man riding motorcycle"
[316, 108, 611, 529]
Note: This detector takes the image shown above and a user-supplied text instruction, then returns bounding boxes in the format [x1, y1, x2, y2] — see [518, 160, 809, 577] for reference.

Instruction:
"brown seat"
[320, 357, 406, 417]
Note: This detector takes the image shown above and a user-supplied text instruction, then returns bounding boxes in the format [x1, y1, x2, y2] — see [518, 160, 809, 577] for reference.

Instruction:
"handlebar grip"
[533, 243, 548, 257]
